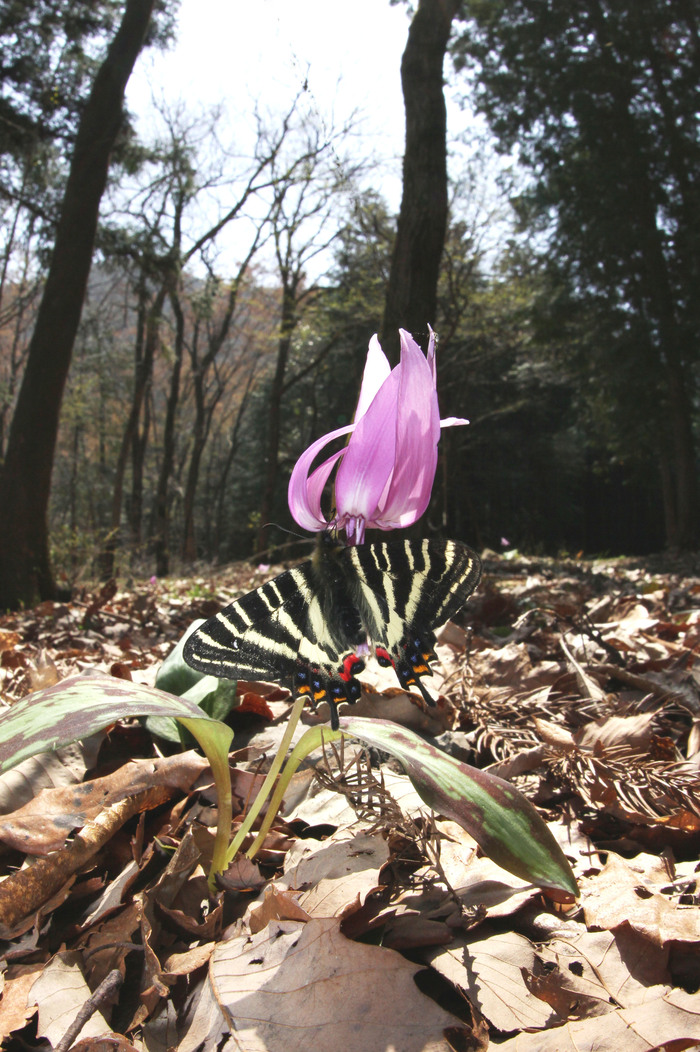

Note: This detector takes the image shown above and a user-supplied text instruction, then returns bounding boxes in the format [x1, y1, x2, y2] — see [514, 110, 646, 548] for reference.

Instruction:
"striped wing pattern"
[346, 539, 481, 694]
[184, 538, 481, 728]
[183, 563, 346, 681]
[347, 539, 481, 653]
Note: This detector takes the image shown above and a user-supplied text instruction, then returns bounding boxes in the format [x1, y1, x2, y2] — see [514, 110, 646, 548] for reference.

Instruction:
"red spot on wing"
[340, 653, 364, 681]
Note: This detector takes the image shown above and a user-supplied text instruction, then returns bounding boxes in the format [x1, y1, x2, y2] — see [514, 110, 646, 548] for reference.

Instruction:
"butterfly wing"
[183, 537, 481, 727]
[183, 560, 364, 723]
[345, 538, 481, 693]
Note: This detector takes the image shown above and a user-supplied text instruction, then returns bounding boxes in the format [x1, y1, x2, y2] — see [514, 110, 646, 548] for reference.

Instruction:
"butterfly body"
[183, 536, 481, 729]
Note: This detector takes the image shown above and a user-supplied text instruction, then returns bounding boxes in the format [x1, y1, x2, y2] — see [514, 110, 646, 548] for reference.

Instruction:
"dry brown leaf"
[428, 930, 558, 1031]
[435, 848, 538, 919]
[282, 765, 361, 828]
[575, 713, 655, 754]
[30, 951, 110, 1045]
[78, 859, 141, 929]
[162, 942, 215, 977]
[486, 743, 551, 779]
[0, 962, 44, 1038]
[79, 900, 141, 990]
[560, 635, 608, 701]
[339, 676, 450, 732]
[248, 885, 312, 933]
[582, 853, 700, 945]
[471, 642, 543, 687]
[277, 828, 389, 917]
[0, 629, 21, 652]
[167, 965, 229, 1052]
[497, 988, 700, 1051]
[69, 1036, 140, 1052]
[432, 818, 479, 884]
[0, 751, 209, 854]
[0, 737, 104, 816]
[532, 716, 577, 751]
[209, 917, 472, 1051]
[0, 789, 171, 937]
[379, 911, 455, 950]
[536, 925, 670, 1010]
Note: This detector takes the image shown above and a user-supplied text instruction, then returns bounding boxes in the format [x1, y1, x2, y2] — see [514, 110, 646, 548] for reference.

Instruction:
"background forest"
[0, 0, 698, 611]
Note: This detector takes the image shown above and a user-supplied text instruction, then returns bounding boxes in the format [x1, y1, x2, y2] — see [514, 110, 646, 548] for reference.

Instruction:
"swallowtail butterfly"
[183, 536, 481, 729]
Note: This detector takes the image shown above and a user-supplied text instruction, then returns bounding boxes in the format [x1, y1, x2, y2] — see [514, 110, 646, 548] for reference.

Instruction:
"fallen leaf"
[582, 853, 700, 945]
[277, 828, 390, 917]
[0, 962, 44, 1038]
[30, 951, 110, 1044]
[209, 917, 473, 1051]
[537, 925, 671, 1009]
[163, 942, 215, 977]
[575, 713, 656, 754]
[0, 751, 209, 854]
[497, 988, 700, 1050]
[428, 930, 558, 1031]
[0, 736, 105, 815]
[248, 885, 312, 933]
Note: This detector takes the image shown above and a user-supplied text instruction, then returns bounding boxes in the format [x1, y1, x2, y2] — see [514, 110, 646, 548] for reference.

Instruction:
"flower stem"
[224, 694, 307, 866]
[246, 724, 343, 857]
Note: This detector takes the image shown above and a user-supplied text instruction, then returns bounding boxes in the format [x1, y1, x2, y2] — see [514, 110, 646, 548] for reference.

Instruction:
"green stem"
[178, 716, 234, 893]
[246, 725, 343, 857]
[224, 694, 307, 866]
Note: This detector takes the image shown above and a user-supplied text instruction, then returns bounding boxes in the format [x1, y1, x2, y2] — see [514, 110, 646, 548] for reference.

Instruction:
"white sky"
[126, 0, 412, 206]
[123, 1, 504, 277]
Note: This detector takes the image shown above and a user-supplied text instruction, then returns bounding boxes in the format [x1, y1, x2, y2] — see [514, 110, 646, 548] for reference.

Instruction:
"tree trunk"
[179, 264, 256, 565]
[381, 0, 460, 358]
[256, 283, 297, 555]
[129, 362, 152, 549]
[0, 0, 155, 608]
[180, 366, 207, 564]
[98, 277, 166, 580]
[154, 288, 185, 577]
[214, 364, 257, 558]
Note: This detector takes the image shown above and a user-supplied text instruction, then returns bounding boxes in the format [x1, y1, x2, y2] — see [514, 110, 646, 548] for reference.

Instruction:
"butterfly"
[183, 535, 481, 729]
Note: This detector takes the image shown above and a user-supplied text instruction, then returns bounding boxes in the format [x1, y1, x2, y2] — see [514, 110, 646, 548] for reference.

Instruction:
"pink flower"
[288, 329, 468, 545]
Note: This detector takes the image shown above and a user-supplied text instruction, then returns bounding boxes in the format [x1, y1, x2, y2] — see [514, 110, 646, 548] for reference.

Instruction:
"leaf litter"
[0, 552, 699, 1049]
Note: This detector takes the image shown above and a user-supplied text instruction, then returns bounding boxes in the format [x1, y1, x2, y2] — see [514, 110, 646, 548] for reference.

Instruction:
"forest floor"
[0, 549, 699, 1051]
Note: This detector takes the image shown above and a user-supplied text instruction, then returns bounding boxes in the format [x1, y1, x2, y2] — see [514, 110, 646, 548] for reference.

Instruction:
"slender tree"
[0, 0, 158, 608]
[254, 122, 359, 554]
[381, 0, 462, 356]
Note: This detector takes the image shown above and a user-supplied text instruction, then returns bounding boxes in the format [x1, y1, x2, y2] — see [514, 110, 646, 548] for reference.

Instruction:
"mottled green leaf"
[0, 668, 234, 883]
[338, 716, 578, 896]
[0, 668, 232, 773]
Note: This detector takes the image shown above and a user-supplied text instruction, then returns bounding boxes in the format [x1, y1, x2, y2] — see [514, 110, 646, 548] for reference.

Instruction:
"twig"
[54, 968, 123, 1052]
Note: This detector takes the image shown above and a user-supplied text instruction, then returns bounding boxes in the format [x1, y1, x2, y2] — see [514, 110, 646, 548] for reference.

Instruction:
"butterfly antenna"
[263, 523, 308, 542]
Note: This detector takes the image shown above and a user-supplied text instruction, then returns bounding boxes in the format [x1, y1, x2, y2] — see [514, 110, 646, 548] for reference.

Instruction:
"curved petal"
[334, 365, 401, 521]
[375, 331, 440, 525]
[287, 422, 354, 531]
[426, 325, 437, 384]
[304, 448, 345, 523]
[355, 334, 391, 421]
